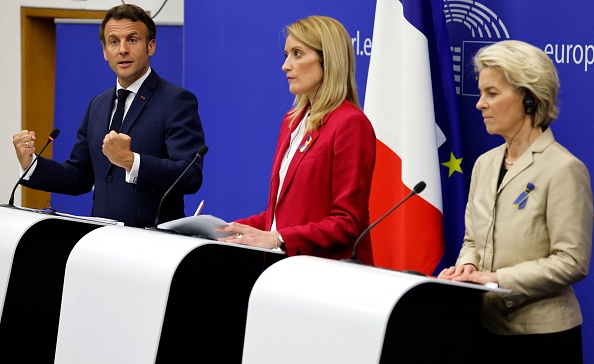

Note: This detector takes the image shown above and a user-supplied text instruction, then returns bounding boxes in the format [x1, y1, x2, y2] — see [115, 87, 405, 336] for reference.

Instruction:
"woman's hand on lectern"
[216, 222, 277, 249]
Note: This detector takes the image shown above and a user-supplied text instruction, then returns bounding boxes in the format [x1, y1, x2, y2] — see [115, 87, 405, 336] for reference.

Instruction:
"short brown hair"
[99, 4, 156, 46]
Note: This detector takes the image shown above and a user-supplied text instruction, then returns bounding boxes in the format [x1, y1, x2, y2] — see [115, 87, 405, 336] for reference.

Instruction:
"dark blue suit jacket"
[24, 70, 206, 227]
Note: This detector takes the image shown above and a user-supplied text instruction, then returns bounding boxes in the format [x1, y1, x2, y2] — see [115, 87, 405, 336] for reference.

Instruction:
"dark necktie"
[110, 89, 132, 132]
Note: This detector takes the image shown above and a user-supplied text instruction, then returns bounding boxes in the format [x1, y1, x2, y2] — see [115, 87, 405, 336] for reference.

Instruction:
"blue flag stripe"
[400, 0, 468, 273]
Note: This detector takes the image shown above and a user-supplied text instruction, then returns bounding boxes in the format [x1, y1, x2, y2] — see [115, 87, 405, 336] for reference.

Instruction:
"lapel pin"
[513, 182, 535, 209]
[299, 134, 312, 153]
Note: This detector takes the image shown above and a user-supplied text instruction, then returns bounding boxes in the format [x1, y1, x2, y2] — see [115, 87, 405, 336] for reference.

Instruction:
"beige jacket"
[457, 127, 593, 335]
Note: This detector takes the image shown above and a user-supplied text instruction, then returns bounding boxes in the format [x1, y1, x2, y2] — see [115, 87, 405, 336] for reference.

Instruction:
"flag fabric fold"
[365, 0, 466, 275]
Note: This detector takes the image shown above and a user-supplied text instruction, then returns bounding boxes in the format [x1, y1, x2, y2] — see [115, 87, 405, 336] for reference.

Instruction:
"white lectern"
[242, 256, 508, 364]
[54, 225, 285, 364]
[0, 206, 106, 363]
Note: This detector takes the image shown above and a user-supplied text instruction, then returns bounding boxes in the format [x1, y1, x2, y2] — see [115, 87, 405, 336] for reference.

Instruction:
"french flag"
[365, 0, 466, 275]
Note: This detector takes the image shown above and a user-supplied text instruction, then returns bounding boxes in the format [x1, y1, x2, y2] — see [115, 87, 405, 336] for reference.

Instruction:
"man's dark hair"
[99, 4, 156, 46]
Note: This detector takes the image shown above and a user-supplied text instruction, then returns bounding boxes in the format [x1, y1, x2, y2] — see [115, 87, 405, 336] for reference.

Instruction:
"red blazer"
[237, 100, 376, 264]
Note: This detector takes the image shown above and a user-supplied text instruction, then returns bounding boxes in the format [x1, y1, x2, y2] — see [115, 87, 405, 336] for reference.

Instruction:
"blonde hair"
[285, 15, 360, 130]
[474, 40, 560, 129]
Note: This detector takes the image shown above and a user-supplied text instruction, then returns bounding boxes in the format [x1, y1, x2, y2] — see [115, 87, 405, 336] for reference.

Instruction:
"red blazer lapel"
[277, 127, 320, 203]
[269, 125, 291, 212]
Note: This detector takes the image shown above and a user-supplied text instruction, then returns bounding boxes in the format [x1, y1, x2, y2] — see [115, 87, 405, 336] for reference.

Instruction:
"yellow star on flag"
[442, 152, 463, 177]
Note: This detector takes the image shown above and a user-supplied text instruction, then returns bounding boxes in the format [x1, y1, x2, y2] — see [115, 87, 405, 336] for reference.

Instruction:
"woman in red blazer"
[217, 15, 376, 264]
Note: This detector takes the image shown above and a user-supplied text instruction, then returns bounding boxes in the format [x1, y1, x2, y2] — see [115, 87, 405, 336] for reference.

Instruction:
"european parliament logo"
[443, 0, 510, 96]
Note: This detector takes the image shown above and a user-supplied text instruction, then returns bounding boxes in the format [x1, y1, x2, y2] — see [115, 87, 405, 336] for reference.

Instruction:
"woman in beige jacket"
[438, 40, 592, 363]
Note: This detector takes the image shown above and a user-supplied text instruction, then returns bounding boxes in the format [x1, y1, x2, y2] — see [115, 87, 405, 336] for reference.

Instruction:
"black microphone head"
[49, 128, 60, 140]
[197, 145, 209, 158]
[154, 145, 208, 227]
[413, 181, 426, 194]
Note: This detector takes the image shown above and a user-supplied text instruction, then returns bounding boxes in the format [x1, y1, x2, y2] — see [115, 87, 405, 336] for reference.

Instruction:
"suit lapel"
[119, 71, 158, 135]
[277, 119, 321, 203]
[106, 71, 158, 172]
[99, 91, 117, 171]
[499, 151, 532, 192]
[103, 89, 118, 134]
[498, 128, 555, 191]
[269, 127, 290, 215]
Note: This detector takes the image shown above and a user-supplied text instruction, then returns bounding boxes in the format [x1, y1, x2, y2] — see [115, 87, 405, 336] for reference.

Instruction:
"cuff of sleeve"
[275, 230, 286, 252]
[125, 152, 140, 184]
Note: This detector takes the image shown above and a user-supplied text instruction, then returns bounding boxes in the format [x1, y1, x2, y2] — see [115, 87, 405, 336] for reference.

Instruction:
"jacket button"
[505, 300, 513, 308]
[106, 176, 113, 182]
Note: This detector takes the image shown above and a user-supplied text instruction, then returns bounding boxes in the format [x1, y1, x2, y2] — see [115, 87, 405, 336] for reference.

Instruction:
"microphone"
[5, 128, 60, 207]
[346, 181, 426, 263]
[153, 145, 209, 227]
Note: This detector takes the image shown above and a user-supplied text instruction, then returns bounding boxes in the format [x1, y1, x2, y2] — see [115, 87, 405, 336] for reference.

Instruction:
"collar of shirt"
[111, 67, 152, 120]
[115, 67, 152, 96]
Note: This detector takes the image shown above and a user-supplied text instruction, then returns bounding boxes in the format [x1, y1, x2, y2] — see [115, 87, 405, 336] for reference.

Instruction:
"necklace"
[504, 146, 515, 165]
[504, 151, 515, 165]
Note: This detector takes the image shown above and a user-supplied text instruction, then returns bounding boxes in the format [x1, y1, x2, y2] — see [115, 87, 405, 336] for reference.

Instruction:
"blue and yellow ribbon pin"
[513, 182, 535, 209]
[299, 134, 312, 153]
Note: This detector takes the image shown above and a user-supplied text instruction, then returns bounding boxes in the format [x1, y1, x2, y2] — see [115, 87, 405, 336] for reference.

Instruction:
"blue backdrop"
[183, 1, 376, 222]
[184, 0, 594, 360]
[51, 1, 594, 360]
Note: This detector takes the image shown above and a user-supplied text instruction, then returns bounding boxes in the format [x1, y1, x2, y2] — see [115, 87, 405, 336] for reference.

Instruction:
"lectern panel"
[0, 218, 100, 363]
[156, 244, 284, 363]
[242, 256, 505, 364]
[380, 283, 480, 363]
[54, 226, 286, 364]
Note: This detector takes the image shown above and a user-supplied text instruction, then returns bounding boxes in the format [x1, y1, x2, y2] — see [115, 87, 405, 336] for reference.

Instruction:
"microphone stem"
[8, 139, 53, 206]
[154, 159, 196, 227]
[350, 190, 417, 261]
[348, 181, 425, 263]
[153, 145, 208, 227]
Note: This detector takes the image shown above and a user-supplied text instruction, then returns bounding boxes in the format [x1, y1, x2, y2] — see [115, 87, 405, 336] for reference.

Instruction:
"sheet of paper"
[9, 205, 123, 225]
[157, 214, 233, 240]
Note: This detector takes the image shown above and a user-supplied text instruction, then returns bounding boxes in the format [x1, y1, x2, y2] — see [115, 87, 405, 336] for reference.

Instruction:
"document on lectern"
[157, 215, 233, 240]
[10, 206, 123, 225]
[55, 212, 124, 225]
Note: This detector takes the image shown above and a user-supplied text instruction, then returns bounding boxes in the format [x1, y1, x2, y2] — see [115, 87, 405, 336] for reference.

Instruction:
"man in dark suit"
[11, 4, 206, 228]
